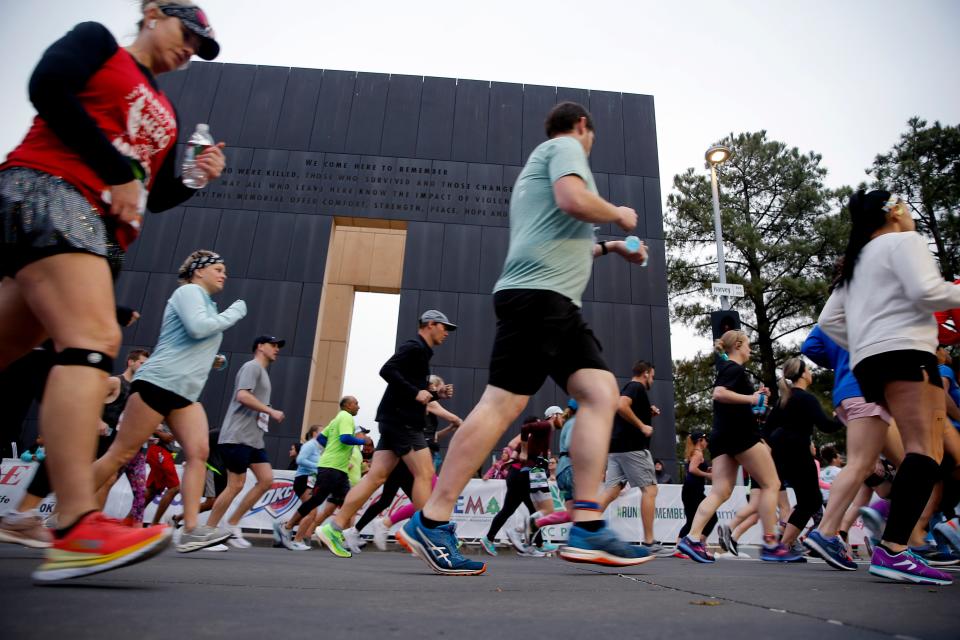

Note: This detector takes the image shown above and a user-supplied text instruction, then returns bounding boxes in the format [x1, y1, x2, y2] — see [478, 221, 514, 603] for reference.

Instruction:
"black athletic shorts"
[376, 422, 428, 456]
[853, 349, 943, 406]
[219, 443, 270, 474]
[131, 380, 192, 415]
[314, 467, 351, 506]
[488, 289, 609, 395]
[708, 428, 762, 460]
[293, 474, 311, 497]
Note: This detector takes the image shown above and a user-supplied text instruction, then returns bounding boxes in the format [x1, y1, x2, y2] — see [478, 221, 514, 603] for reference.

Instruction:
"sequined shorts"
[0, 167, 124, 277]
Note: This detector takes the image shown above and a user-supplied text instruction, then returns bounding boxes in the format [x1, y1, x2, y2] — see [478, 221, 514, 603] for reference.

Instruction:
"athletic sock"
[573, 520, 603, 533]
[883, 453, 940, 545]
[420, 515, 448, 529]
[838, 530, 849, 542]
[54, 510, 97, 539]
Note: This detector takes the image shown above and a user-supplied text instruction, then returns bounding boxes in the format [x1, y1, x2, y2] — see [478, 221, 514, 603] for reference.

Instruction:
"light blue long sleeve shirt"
[135, 284, 246, 402]
[295, 438, 323, 477]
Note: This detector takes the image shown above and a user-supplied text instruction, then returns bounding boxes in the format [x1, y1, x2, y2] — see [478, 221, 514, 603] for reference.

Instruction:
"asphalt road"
[0, 543, 956, 640]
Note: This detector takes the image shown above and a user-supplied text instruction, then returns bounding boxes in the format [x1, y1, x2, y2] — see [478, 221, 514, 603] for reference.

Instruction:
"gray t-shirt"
[218, 359, 272, 449]
[493, 136, 597, 307]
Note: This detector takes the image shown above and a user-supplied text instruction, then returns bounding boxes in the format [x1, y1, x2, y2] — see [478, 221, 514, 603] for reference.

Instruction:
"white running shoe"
[289, 540, 311, 551]
[372, 518, 389, 551]
[227, 524, 252, 549]
[343, 527, 364, 554]
[505, 527, 527, 553]
[203, 544, 229, 552]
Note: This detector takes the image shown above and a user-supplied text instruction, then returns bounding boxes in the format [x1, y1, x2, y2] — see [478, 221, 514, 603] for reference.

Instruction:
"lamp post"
[705, 144, 732, 310]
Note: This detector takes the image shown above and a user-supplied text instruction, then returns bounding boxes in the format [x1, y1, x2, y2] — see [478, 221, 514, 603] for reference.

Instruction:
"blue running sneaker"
[933, 517, 960, 556]
[480, 537, 497, 556]
[677, 536, 715, 563]
[803, 530, 857, 571]
[559, 523, 655, 567]
[396, 512, 486, 576]
[761, 543, 804, 563]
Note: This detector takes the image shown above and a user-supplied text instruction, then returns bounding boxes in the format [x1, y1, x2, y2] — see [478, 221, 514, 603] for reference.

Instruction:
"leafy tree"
[666, 131, 847, 394]
[869, 118, 960, 279]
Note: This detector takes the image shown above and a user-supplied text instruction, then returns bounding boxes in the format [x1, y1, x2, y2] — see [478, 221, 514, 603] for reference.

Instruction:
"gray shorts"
[203, 469, 217, 498]
[605, 450, 657, 489]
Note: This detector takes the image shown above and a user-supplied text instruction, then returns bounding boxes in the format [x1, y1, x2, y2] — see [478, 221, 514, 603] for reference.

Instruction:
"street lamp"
[705, 144, 732, 310]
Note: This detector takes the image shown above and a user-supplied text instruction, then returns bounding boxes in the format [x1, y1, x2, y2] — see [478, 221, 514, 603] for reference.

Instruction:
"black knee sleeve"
[53, 348, 113, 374]
[882, 453, 940, 545]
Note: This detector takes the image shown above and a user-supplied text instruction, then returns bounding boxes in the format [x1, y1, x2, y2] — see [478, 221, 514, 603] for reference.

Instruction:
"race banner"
[0, 459, 870, 545]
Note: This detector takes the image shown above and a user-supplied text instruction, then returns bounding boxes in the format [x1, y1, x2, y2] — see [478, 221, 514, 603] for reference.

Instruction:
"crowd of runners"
[0, 1, 958, 589]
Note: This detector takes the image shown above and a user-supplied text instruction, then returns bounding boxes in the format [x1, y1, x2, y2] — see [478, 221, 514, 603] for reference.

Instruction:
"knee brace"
[53, 348, 113, 374]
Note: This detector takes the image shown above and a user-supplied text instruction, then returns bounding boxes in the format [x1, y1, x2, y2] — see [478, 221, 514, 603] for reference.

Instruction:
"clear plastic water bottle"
[624, 235, 648, 267]
[752, 392, 766, 415]
[182, 123, 214, 189]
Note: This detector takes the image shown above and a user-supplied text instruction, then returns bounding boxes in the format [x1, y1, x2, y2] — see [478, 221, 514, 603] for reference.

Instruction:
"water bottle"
[752, 392, 766, 415]
[182, 123, 214, 189]
[624, 235, 649, 267]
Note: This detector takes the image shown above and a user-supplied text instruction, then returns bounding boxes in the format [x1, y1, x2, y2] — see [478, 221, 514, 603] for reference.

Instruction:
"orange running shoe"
[32, 511, 171, 582]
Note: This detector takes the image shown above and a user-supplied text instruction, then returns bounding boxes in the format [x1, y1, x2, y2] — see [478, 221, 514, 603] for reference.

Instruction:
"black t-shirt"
[609, 381, 652, 453]
[424, 413, 440, 452]
[375, 336, 434, 428]
[712, 360, 755, 433]
[766, 388, 842, 452]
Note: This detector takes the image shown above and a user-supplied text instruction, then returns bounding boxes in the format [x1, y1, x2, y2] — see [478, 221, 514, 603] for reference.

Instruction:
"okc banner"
[0, 459, 870, 545]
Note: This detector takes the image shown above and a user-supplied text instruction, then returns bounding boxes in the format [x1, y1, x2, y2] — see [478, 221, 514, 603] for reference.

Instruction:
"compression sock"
[883, 453, 940, 545]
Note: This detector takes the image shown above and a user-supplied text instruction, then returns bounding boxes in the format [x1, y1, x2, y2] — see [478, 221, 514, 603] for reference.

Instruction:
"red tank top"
[4, 48, 177, 249]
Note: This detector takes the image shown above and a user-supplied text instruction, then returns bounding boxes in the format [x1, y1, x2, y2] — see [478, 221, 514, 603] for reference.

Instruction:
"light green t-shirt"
[348, 447, 362, 486]
[317, 410, 356, 473]
[493, 136, 597, 307]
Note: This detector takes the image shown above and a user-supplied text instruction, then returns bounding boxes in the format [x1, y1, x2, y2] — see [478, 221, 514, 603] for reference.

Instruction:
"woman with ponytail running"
[820, 189, 960, 586]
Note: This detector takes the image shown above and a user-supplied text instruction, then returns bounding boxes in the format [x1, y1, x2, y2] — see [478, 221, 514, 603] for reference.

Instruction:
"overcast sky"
[3, 1, 958, 414]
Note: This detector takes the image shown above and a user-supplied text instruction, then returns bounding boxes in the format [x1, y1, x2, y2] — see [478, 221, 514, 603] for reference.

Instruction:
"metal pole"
[710, 163, 729, 310]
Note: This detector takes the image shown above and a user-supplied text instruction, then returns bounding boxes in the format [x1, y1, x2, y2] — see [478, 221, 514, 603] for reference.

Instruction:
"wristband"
[598, 241, 609, 255]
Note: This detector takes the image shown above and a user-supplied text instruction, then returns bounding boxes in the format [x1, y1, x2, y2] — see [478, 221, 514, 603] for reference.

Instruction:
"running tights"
[679, 487, 717, 539]
[485, 467, 533, 541]
[773, 447, 823, 533]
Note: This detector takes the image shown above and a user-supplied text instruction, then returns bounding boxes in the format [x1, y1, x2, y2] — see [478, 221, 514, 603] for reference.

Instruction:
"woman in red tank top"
[0, 2, 225, 582]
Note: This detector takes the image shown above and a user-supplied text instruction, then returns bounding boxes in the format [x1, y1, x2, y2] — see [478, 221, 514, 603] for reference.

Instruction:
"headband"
[180, 253, 223, 280]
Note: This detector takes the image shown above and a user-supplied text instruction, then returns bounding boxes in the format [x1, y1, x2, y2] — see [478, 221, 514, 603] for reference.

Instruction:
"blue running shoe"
[803, 530, 857, 571]
[761, 543, 804, 563]
[559, 523, 655, 567]
[396, 512, 486, 576]
[677, 536, 715, 563]
[933, 518, 960, 556]
[480, 537, 497, 556]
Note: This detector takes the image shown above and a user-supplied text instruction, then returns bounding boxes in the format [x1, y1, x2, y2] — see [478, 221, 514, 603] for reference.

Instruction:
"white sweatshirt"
[818, 231, 960, 368]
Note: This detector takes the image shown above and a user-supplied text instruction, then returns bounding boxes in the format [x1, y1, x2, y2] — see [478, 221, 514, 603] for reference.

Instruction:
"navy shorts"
[220, 443, 270, 474]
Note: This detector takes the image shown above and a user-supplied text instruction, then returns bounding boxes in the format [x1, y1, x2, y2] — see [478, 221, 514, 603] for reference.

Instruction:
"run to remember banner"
[0, 459, 869, 545]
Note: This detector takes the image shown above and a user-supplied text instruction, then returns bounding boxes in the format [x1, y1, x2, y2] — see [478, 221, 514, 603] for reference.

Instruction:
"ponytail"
[778, 357, 806, 408]
[839, 189, 892, 286]
[714, 330, 748, 357]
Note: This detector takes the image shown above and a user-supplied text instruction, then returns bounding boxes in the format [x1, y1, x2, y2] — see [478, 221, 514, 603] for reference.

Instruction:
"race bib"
[529, 468, 549, 490]
[257, 412, 270, 433]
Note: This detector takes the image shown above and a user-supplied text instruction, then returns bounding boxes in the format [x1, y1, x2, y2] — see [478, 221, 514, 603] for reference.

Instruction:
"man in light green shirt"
[400, 101, 653, 575]
[274, 396, 370, 552]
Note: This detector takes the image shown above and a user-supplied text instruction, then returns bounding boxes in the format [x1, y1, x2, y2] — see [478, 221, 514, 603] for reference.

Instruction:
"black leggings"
[26, 459, 50, 498]
[486, 467, 534, 542]
[355, 463, 414, 532]
[772, 446, 822, 533]
[679, 487, 717, 540]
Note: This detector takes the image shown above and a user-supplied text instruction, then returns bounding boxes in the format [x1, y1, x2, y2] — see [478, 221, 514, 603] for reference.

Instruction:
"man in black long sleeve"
[317, 310, 455, 557]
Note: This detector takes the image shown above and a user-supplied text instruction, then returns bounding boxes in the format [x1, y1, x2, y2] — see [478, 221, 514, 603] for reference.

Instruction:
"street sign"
[712, 283, 745, 297]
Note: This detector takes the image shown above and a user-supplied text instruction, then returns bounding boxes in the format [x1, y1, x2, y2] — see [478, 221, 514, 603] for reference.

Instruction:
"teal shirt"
[494, 136, 597, 307]
[134, 284, 246, 402]
[556, 416, 576, 478]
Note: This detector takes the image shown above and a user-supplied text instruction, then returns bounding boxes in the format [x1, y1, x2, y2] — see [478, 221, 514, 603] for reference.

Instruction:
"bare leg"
[166, 403, 211, 531]
[224, 462, 272, 527]
[640, 484, 658, 543]
[736, 443, 781, 539]
[94, 394, 163, 489]
[151, 487, 180, 524]
[333, 451, 400, 529]
[687, 455, 737, 540]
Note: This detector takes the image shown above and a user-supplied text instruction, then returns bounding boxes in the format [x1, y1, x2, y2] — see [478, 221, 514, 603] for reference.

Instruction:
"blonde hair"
[428, 375, 445, 389]
[714, 330, 748, 356]
[777, 357, 806, 408]
[137, 1, 196, 29]
[176, 249, 221, 284]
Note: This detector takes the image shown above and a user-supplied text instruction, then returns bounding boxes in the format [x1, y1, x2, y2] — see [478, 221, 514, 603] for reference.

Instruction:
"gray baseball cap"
[419, 309, 457, 330]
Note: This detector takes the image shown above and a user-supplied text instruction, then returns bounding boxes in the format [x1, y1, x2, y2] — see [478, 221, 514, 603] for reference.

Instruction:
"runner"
[397, 102, 652, 575]
[677, 330, 800, 563]
[676, 432, 714, 555]
[819, 188, 960, 585]
[528, 400, 579, 545]
[0, 2, 224, 580]
[91, 249, 245, 554]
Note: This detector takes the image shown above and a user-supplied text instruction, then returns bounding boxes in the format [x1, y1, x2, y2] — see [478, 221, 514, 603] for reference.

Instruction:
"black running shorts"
[853, 350, 943, 406]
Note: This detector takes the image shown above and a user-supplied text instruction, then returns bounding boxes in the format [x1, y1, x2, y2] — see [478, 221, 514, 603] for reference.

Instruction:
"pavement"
[0, 541, 956, 640]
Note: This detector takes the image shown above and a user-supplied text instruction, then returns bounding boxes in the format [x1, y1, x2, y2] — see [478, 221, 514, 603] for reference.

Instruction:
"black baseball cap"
[158, 4, 220, 60]
[690, 431, 707, 443]
[252, 335, 285, 352]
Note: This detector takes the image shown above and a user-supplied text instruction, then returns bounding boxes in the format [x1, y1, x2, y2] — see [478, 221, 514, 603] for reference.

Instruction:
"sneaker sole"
[559, 546, 655, 567]
[802, 537, 856, 571]
[0, 529, 52, 549]
[676, 540, 715, 564]
[316, 528, 352, 558]
[176, 531, 233, 554]
[868, 564, 952, 586]
[227, 537, 252, 549]
[395, 527, 486, 576]
[32, 528, 172, 582]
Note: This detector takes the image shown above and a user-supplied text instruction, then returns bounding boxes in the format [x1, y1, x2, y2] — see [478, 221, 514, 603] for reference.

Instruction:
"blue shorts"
[219, 443, 269, 474]
[556, 465, 574, 503]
